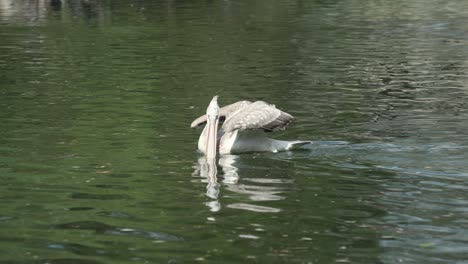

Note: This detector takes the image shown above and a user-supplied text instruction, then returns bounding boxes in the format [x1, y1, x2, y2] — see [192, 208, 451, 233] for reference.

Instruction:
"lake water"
[1, 0, 468, 263]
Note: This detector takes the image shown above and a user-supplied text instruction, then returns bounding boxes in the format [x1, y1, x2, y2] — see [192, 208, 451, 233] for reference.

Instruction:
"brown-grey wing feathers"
[190, 100, 252, 128]
[221, 101, 294, 133]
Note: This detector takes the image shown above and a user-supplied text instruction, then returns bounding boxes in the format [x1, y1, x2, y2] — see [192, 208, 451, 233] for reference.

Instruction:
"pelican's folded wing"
[220, 101, 294, 133]
[190, 100, 252, 128]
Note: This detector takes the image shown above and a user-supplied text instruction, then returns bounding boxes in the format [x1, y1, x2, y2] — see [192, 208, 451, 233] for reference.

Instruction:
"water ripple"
[227, 203, 281, 213]
[52, 221, 181, 242]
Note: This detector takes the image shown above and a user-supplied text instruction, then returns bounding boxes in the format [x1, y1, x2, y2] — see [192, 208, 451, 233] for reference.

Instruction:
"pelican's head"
[205, 96, 220, 159]
[206, 95, 220, 118]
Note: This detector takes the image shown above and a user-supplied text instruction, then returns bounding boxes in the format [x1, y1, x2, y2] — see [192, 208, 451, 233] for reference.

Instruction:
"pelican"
[191, 96, 311, 158]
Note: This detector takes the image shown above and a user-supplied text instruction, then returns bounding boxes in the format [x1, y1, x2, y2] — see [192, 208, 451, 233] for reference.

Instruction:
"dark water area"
[1, 0, 468, 263]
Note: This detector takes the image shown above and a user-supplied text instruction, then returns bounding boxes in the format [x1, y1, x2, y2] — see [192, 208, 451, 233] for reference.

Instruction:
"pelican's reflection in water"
[192, 157, 219, 212]
[193, 155, 287, 213]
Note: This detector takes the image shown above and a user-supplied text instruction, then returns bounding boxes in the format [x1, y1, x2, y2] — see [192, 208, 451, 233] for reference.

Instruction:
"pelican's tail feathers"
[287, 141, 312, 150]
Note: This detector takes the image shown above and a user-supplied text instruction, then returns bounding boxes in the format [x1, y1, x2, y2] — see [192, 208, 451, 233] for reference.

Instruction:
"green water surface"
[1, 1, 468, 263]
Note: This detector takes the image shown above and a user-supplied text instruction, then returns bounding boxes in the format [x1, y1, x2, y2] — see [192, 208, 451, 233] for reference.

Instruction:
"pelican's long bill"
[205, 96, 220, 159]
[205, 114, 219, 159]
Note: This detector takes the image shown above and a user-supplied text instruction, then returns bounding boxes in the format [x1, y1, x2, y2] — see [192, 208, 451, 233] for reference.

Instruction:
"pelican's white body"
[198, 127, 308, 155]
